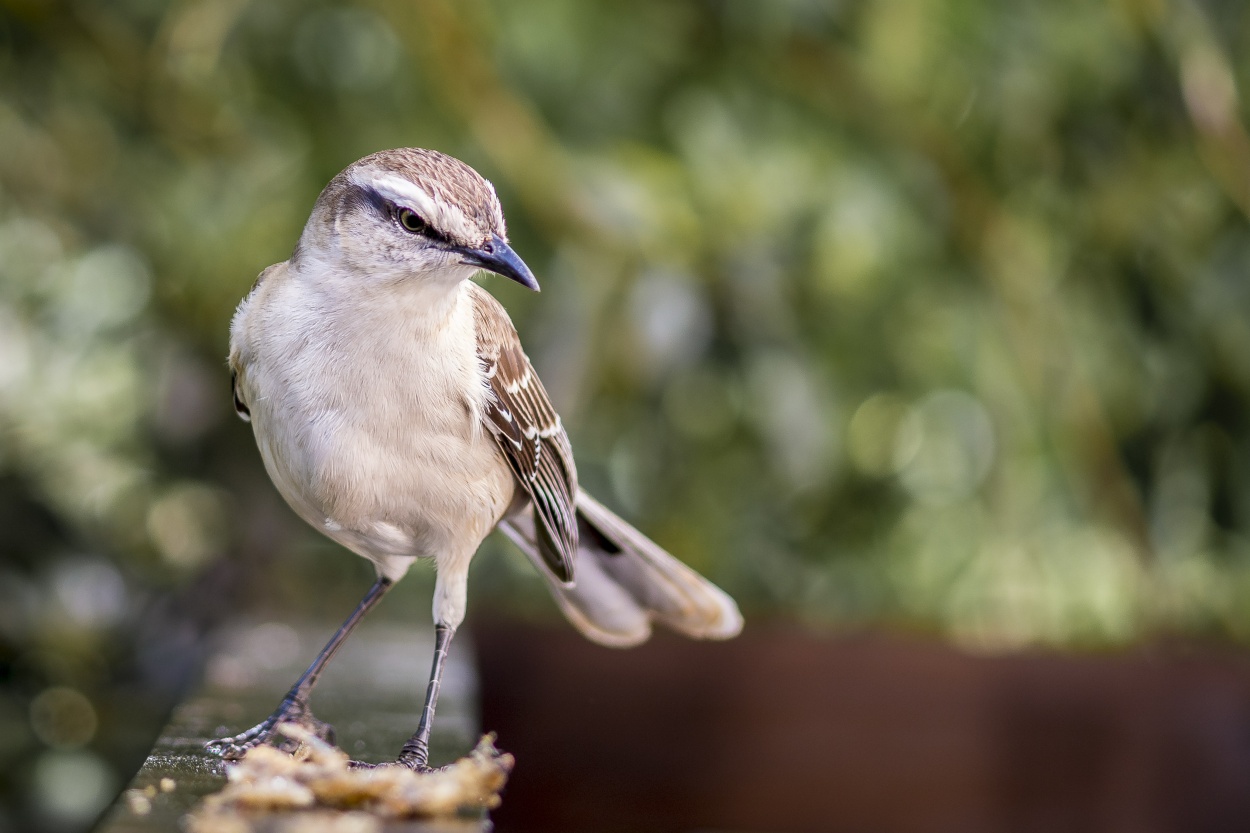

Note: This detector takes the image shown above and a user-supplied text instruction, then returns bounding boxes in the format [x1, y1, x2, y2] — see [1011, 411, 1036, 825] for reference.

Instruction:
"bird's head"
[295, 148, 539, 292]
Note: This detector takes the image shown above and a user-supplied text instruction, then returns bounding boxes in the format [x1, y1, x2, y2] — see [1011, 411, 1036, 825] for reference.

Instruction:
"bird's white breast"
[231, 263, 515, 577]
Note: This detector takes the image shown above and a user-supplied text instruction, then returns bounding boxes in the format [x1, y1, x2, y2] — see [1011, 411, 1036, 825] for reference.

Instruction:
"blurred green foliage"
[1, 0, 1250, 828]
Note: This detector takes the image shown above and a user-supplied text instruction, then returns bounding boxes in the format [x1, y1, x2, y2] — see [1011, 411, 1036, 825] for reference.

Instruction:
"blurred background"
[2, 0, 1250, 831]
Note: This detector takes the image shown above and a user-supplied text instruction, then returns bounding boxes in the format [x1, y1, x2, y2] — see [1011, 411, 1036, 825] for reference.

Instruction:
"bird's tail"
[498, 492, 743, 647]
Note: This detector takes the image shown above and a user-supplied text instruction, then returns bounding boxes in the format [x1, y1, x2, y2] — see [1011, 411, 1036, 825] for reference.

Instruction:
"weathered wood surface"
[96, 618, 485, 833]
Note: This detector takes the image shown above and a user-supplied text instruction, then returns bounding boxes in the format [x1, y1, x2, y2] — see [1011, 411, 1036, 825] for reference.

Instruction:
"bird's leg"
[395, 622, 455, 771]
[205, 576, 393, 759]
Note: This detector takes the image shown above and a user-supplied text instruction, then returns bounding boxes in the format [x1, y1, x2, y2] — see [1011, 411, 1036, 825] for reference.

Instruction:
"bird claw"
[204, 701, 336, 759]
[204, 719, 275, 759]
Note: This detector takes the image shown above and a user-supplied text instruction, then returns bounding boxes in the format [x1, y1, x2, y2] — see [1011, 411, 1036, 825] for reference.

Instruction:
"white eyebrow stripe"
[351, 171, 479, 243]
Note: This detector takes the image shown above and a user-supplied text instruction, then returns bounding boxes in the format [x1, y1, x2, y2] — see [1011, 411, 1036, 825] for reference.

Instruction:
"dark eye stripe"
[347, 184, 452, 245]
[350, 183, 393, 219]
[400, 210, 451, 244]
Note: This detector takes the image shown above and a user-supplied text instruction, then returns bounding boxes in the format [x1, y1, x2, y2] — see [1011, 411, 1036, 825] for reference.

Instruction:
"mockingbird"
[205, 148, 742, 769]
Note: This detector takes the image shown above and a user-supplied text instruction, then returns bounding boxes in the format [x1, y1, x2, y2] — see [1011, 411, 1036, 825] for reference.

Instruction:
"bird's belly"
[254, 388, 514, 565]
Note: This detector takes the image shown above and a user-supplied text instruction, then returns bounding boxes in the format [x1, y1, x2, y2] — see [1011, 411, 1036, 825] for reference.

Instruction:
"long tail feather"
[499, 492, 743, 647]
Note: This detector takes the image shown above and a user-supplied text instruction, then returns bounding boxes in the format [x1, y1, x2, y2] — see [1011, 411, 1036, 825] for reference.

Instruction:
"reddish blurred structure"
[475, 622, 1250, 833]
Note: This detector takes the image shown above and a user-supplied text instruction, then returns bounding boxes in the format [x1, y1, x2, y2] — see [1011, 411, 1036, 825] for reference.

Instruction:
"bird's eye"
[397, 208, 428, 234]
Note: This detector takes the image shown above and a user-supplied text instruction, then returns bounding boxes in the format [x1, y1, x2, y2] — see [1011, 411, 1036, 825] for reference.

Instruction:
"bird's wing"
[469, 283, 579, 583]
[230, 369, 250, 421]
[228, 262, 286, 424]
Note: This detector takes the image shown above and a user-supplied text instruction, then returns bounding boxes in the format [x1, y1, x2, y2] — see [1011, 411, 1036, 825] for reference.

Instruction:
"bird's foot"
[393, 757, 440, 774]
[204, 699, 335, 760]
[203, 720, 280, 761]
[346, 757, 444, 773]
[391, 736, 437, 772]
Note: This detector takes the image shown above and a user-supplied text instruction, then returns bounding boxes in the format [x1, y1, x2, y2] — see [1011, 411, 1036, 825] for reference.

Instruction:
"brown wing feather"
[470, 284, 578, 583]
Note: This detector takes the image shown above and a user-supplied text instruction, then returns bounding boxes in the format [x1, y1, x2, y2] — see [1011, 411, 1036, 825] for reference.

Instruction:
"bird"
[205, 148, 742, 769]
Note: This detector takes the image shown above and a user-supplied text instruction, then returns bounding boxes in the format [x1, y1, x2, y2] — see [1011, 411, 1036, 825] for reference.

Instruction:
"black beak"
[458, 234, 540, 292]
